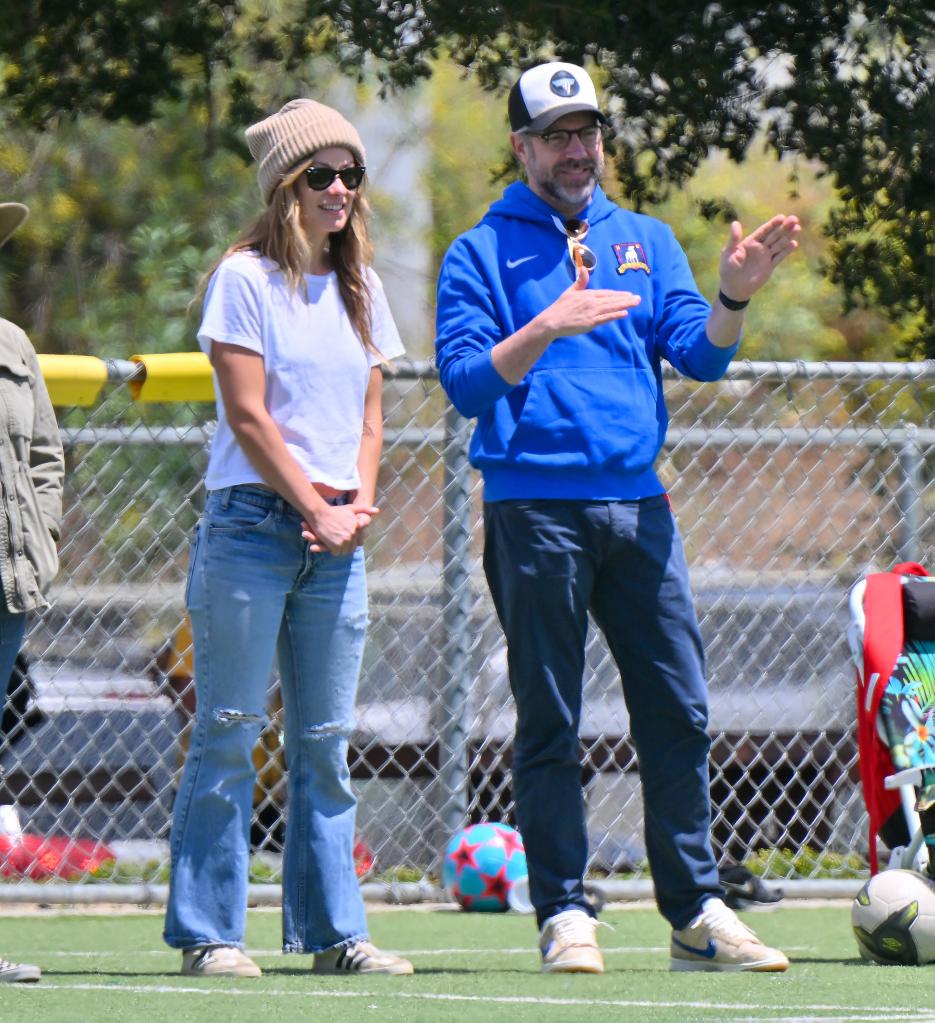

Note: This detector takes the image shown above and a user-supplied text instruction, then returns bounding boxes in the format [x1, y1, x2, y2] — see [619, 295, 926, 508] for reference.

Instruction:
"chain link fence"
[0, 359, 933, 896]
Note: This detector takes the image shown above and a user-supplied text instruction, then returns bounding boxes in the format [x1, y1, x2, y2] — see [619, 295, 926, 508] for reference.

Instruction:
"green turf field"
[1, 903, 934, 1023]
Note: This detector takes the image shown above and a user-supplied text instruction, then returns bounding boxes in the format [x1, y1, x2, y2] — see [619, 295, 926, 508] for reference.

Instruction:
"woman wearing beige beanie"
[163, 99, 411, 978]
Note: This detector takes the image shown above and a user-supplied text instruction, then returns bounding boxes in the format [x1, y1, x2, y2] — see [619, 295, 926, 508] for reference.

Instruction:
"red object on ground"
[353, 839, 375, 879]
[0, 834, 115, 880]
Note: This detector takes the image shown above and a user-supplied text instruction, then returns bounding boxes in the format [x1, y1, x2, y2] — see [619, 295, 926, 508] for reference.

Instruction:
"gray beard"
[535, 157, 604, 213]
[541, 176, 596, 211]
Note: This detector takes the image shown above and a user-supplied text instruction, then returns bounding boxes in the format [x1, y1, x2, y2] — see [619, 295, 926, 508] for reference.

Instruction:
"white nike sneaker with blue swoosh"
[669, 897, 789, 972]
[539, 909, 604, 973]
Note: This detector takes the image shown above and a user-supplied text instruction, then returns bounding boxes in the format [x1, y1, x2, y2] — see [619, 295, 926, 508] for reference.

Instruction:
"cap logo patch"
[549, 70, 579, 98]
[613, 242, 651, 275]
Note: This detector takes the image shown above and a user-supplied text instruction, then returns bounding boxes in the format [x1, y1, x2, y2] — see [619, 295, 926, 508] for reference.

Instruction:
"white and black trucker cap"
[508, 62, 608, 133]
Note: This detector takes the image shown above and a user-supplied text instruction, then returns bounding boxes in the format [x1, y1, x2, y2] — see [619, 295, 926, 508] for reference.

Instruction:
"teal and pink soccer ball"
[442, 822, 528, 912]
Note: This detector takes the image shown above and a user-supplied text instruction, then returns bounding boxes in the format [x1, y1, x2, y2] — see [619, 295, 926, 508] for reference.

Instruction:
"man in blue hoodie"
[435, 61, 801, 975]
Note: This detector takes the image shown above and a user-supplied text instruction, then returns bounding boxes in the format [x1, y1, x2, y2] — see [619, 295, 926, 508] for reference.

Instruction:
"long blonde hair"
[199, 171, 378, 357]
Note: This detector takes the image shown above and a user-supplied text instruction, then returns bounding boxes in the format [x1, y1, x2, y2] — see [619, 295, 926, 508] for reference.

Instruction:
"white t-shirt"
[197, 251, 405, 492]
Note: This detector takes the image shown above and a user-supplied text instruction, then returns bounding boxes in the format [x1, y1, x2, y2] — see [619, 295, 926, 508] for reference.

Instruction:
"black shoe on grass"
[719, 865, 784, 911]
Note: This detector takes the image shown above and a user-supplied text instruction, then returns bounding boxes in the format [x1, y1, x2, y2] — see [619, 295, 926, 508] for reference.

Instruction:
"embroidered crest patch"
[613, 242, 650, 275]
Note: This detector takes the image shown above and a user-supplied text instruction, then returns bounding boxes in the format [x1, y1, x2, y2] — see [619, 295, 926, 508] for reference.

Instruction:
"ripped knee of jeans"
[304, 719, 354, 740]
[213, 708, 266, 725]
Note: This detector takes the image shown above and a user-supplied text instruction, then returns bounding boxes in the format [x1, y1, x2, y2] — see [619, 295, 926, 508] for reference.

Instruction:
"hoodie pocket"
[507, 367, 662, 471]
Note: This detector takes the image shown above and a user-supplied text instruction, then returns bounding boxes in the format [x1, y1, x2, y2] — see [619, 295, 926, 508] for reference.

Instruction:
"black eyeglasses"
[304, 165, 366, 191]
[529, 125, 606, 152]
[554, 217, 597, 276]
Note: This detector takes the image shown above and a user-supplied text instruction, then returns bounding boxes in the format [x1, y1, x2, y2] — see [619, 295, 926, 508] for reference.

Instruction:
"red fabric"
[0, 834, 115, 880]
[857, 561, 929, 872]
[353, 839, 374, 878]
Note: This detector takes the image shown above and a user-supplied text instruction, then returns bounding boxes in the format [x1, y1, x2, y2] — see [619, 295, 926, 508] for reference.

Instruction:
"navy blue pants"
[0, 605, 26, 692]
[483, 496, 722, 929]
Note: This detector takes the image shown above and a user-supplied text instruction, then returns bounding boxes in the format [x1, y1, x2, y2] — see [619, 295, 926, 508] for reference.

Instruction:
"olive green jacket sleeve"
[0, 318, 64, 610]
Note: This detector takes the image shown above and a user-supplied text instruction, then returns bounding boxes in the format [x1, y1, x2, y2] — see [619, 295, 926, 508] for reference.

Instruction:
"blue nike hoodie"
[435, 181, 739, 501]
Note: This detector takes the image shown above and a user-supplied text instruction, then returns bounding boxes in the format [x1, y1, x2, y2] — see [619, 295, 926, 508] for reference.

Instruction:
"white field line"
[20, 981, 930, 1019]
[43, 946, 654, 957]
[41, 944, 816, 958]
[729, 1017, 935, 1023]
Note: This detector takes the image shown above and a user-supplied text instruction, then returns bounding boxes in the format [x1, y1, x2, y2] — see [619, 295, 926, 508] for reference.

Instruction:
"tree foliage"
[0, 1, 229, 126]
[320, 1, 935, 355]
[0, 2, 352, 357]
[0, 0, 340, 152]
[0, 2, 931, 353]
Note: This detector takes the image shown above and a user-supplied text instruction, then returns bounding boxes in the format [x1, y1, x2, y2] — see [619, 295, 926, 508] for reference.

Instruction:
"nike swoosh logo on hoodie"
[506, 255, 538, 269]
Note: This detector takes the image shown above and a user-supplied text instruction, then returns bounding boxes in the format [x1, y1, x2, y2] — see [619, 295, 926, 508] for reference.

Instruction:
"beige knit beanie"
[245, 99, 366, 205]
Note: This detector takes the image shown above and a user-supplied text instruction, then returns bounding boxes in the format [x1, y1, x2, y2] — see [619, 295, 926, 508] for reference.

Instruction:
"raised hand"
[719, 215, 801, 302]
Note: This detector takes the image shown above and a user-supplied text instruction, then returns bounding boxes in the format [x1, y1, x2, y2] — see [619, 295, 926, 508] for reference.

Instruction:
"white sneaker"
[313, 940, 414, 975]
[539, 909, 604, 974]
[670, 897, 789, 972]
[0, 958, 40, 983]
[181, 945, 262, 977]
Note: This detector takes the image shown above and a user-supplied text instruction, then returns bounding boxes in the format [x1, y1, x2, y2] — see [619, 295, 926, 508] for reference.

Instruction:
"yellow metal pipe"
[36, 355, 109, 407]
[129, 352, 215, 404]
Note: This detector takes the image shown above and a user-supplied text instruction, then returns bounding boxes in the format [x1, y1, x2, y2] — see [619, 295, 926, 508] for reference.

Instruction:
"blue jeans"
[164, 485, 369, 954]
[0, 605, 26, 691]
[483, 497, 722, 930]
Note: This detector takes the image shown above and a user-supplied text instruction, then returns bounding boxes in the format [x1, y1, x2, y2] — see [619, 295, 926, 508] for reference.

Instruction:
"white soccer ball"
[852, 868, 935, 965]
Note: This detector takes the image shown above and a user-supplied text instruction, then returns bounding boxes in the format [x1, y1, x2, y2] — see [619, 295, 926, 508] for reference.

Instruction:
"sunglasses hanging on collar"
[552, 216, 597, 277]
